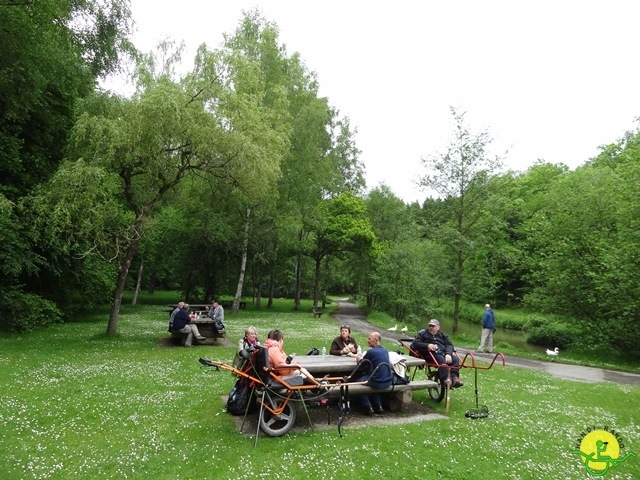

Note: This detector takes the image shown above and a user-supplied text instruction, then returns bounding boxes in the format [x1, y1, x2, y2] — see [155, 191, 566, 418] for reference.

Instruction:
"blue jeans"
[355, 375, 390, 409]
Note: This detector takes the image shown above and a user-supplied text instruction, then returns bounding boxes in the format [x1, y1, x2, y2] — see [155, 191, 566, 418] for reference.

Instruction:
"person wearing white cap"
[478, 304, 496, 353]
[410, 319, 463, 388]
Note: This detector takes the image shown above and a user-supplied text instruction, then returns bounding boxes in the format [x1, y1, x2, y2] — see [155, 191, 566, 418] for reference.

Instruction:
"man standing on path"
[478, 304, 495, 353]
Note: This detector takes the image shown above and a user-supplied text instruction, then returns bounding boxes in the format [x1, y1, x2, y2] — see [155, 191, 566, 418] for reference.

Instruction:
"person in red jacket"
[262, 329, 312, 380]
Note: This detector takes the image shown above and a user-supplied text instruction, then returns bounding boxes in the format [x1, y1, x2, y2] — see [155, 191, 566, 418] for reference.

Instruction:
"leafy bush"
[0, 290, 62, 332]
[524, 315, 549, 330]
[494, 341, 515, 351]
[441, 304, 479, 325]
[527, 322, 576, 349]
[500, 317, 526, 330]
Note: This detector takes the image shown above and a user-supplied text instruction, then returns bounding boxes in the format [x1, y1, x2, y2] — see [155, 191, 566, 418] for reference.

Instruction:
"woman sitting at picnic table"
[238, 326, 260, 352]
[330, 324, 359, 357]
[233, 326, 260, 370]
[263, 329, 312, 380]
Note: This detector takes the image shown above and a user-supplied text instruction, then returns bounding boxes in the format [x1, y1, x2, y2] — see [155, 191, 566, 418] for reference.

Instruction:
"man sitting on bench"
[354, 331, 392, 415]
[172, 303, 206, 347]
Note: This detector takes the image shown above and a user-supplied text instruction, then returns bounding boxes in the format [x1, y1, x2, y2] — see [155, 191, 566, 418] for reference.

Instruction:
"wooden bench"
[170, 329, 225, 346]
[321, 379, 437, 411]
[312, 306, 323, 318]
[169, 317, 226, 346]
[220, 300, 247, 310]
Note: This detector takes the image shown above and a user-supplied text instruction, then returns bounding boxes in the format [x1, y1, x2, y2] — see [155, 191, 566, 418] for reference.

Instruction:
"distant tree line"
[1, 2, 639, 355]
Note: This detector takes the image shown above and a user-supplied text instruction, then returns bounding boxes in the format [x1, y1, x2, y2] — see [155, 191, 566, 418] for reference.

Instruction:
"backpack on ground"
[226, 377, 256, 415]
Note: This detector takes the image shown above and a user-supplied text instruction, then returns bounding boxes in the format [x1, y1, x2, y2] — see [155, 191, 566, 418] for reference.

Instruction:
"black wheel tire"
[427, 371, 446, 402]
[259, 400, 297, 437]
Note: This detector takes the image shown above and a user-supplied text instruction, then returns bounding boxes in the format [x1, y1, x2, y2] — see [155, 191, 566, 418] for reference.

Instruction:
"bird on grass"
[546, 347, 560, 356]
[401, 326, 408, 332]
[387, 325, 397, 331]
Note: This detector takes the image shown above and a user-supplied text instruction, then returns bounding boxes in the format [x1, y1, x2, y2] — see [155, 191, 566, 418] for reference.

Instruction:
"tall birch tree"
[418, 107, 503, 333]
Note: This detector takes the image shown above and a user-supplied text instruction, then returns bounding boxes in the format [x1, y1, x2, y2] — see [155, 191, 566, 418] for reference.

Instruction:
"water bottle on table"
[322, 346, 326, 358]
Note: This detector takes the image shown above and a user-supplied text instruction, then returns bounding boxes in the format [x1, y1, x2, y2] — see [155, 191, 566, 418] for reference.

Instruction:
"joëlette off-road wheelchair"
[398, 338, 505, 414]
[199, 345, 393, 444]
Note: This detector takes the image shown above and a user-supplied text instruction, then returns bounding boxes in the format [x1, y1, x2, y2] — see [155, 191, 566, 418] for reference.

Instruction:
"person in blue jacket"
[172, 304, 206, 347]
[477, 304, 496, 353]
[355, 331, 393, 415]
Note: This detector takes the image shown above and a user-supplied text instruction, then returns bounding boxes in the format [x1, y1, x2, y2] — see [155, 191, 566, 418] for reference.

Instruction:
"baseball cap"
[428, 319, 440, 326]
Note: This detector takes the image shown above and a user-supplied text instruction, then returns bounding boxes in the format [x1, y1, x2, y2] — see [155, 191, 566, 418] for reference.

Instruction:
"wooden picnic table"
[190, 317, 225, 341]
[170, 316, 225, 345]
[294, 353, 424, 376]
[293, 354, 433, 411]
[167, 301, 247, 312]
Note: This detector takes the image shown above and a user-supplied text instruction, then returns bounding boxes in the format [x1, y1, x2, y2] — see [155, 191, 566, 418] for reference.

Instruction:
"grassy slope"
[0, 297, 638, 479]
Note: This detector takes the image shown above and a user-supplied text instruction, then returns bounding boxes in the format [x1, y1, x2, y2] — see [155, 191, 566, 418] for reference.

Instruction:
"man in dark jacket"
[411, 319, 463, 388]
[172, 304, 206, 347]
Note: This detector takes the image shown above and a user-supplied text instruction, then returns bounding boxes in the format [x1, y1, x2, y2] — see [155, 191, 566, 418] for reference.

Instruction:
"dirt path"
[330, 299, 640, 386]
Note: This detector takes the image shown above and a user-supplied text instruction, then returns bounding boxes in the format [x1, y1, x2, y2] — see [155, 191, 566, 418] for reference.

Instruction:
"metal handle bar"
[459, 352, 506, 370]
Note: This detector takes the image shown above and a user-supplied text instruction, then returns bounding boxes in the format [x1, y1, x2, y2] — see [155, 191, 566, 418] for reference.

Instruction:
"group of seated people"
[170, 302, 206, 347]
[234, 319, 462, 416]
[170, 300, 226, 347]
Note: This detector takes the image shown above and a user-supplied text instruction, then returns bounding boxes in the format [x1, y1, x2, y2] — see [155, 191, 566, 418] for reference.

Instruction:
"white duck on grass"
[401, 325, 408, 332]
[546, 347, 560, 356]
[387, 325, 397, 332]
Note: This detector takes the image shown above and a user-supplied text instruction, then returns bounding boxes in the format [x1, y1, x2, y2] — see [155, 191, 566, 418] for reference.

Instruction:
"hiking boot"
[373, 405, 385, 414]
[452, 378, 464, 388]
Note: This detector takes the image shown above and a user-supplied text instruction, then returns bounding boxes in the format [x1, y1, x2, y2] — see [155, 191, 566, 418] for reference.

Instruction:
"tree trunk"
[256, 281, 262, 309]
[452, 250, 464, 334]
[267, 267, 275, 309]
[313, 256, 322, 309]
[107, 239, 139, 335]
[132, 260, 143, 305]
[233, 207, 251, 314]
[321, 255, 330, 308]
[147, 273, 156, 294]
[294, 231, 302, 311]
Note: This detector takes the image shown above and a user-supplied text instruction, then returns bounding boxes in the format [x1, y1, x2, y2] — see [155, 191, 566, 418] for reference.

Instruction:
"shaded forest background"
[1, 1, 639, 356]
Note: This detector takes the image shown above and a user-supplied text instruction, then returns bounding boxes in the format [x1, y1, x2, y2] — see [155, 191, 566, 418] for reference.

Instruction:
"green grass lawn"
[1, 298, 638, 479]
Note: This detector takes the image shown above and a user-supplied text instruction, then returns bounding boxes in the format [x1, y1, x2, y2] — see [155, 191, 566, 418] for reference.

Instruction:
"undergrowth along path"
[329, 299, 640, 386]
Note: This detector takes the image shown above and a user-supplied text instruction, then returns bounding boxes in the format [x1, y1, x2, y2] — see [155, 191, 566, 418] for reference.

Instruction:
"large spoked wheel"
[427, 369, 446, 402]
[259, 398, 297, 437]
